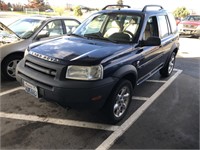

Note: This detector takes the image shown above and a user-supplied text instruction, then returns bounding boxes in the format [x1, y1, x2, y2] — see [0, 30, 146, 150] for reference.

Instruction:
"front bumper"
[16, 59, 118, 110]
[179, 28, 200, 36]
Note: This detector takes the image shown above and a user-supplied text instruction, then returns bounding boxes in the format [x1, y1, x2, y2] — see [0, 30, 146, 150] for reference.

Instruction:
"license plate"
[24, 81, 38, 98]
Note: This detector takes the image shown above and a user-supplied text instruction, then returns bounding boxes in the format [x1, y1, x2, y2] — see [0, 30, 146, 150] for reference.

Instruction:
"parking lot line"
[146, 80, 166, 83]
[132, 96, 149, 101]
[96, 69, 182, 150]
[0, 112, 119, 132]
[173, 68, 178, 71]
[0, 87, 24, 97]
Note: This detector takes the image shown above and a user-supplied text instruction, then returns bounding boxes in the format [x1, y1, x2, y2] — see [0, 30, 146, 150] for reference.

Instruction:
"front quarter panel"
[0, 39, 31, 62]
[102, 45, 141, 83]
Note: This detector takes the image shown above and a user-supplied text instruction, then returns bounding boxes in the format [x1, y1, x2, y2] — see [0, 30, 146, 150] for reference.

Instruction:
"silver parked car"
[0, 16, 80, 80]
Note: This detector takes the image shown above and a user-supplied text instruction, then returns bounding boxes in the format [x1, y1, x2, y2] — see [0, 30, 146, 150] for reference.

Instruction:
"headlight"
[178, 23, 183, 30]
[24, 48, 29, 57]
[66, 65, 103, 80]
[196, 25, 200, 30]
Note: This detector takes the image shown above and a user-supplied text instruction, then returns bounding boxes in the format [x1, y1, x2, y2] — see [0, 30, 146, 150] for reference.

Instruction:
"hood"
[180, 20, 200, 26]
[0, 22, 21, 46]
[29, 36, 132, 65]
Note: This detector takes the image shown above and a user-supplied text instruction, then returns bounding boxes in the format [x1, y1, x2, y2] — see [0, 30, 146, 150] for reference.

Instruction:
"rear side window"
[168, 13, 177, 34]
[64, 20, 80, 34]
[157, 15, 170, 38]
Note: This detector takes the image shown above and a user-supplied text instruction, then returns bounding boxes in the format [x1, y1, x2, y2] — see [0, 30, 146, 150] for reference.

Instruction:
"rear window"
[183, 15, 200, 21]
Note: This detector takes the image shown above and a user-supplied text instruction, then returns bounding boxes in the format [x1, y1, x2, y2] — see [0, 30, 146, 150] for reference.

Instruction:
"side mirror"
[140, 36, 161, 46]
[36, 30, 49, 40]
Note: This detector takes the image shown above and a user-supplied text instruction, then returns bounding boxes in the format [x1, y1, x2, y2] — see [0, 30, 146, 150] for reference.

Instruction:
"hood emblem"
[29, 51, 59, 62]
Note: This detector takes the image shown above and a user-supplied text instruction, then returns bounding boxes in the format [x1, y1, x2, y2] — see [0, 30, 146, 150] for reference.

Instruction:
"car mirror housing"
[36, 30, 49, 40]
[140, 36, 161, 46]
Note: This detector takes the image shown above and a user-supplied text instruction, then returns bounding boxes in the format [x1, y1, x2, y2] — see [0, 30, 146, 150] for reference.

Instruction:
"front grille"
[183, 24, 197, 29]
[18, 71, 53, 91]
[25, 60, 57, 77]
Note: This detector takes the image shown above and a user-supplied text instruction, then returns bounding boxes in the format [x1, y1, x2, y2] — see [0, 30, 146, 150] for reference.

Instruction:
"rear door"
[157, 13, 177, 60]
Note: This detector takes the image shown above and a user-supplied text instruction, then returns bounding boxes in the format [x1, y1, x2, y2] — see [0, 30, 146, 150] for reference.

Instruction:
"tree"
[117, 0, 123, 5]
[52, 6, 65, 16]
[7, 2, 12, 10]
[0, 0, 8, 11]
[28, 0, 45, 10]
[13, 3, 24, 11]
[73, 5, 82, 16]
[173, 7, 190, 19]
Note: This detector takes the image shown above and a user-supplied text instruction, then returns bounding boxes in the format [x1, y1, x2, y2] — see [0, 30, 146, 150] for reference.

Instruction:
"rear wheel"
[105, 79, 133, 124]
[1, 54, 23, 80]
[160, 52, 176, 77]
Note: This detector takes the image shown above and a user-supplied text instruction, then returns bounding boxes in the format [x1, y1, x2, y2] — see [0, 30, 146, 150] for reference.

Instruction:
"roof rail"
[102, 5, 131, 10]
[142, 5, 163, 12]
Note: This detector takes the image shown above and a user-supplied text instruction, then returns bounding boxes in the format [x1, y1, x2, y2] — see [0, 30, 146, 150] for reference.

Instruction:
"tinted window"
[157, 15, 169, 38]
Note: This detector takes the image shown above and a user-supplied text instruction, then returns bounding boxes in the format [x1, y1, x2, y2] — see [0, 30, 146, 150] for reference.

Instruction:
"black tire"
[160, 52, 176, 77]
[1, 54, 23, 81]
[104, 79, 133, 124]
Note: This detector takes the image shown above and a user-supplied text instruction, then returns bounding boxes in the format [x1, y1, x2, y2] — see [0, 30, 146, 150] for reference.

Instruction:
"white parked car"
[0, 16, 80, 80]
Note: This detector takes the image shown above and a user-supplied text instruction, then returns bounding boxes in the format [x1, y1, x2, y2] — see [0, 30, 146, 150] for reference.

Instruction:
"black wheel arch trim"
[112, 65, 138, 87]
[163, 43, 178, 68]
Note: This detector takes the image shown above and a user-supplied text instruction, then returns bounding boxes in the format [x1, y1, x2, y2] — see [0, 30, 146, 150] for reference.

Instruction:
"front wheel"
[160, 52, 176, 77]
[104, 79, 133, 124]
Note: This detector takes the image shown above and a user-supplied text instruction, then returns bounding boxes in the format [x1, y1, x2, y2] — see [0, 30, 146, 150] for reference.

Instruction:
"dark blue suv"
[16, 5, 179, 123]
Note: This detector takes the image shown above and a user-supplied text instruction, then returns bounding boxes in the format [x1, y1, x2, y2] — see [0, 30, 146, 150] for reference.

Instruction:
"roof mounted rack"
[102, 5, 131, 10]
[142, 5, 163, 12]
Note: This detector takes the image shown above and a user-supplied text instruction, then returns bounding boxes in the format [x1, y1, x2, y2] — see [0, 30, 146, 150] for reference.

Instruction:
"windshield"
[0, 22, 20, 45]
[73, 13, 141, 43]
[8, 18, 43, 39]
[183, 15, 200, 21]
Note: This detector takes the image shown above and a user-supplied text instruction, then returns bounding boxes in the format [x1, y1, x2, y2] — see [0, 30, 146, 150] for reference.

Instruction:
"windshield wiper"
[70, 33, 85, 38]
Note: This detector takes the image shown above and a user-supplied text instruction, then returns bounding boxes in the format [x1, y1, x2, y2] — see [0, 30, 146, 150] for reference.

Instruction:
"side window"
[39, 20, 63, 38]
[48, 20, 63, 36]
[143, 16, 159, 40]
[64, 20, 80, 34]
[157, 15, 170, 38]
[168, 13, 178, 34]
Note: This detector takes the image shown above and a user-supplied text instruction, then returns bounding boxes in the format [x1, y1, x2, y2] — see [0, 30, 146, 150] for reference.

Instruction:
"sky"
[3, 0, 200, 12]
